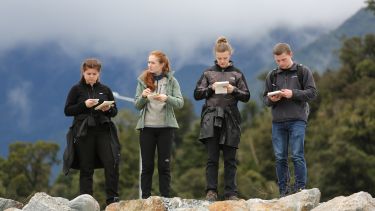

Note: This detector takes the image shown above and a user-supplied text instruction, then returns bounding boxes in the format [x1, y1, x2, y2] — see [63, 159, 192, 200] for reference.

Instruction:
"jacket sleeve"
[105, 87, 118, 117]
[64, 85, 88, 116]
[194, 71, 214, 100]
[291, 66, 318, 102]
[166, 78, 184, 109]
[232, 73, 250, 102]
[263, 71, 277, 107]
[134, 81, 149, 110]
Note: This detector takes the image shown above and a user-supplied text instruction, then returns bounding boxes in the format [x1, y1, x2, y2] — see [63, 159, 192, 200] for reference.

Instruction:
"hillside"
[294, 8, 375, 72]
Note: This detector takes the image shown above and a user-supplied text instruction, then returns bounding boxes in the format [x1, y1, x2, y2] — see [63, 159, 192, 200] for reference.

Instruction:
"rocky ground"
[1, 188, 375, 211]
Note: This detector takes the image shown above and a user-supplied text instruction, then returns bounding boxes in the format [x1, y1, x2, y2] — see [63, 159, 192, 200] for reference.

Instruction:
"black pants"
[76, 126, 119, 201]
[139, 127, 174, 199]
[205, 136, 238, 198]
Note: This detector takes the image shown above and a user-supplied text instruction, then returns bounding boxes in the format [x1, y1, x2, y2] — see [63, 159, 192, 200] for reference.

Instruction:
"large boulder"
[246, 188, 321, 211]
[312, 191, 375, 211]
[68, 194, 100, 211]
[0, 197, 23, 210]
[19, 192, 100, 211]
[106, 196, 165, 211]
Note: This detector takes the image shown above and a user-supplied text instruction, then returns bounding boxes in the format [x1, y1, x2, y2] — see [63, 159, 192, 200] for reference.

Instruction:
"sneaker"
[279, 190, 290, 198]
[206, 190, 218, 202]
[225, 195, 240, 201]
[106, 196, 120, 205]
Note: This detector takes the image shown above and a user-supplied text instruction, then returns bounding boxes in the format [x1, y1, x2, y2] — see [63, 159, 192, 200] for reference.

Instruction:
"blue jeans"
[272, 120, 307, 194]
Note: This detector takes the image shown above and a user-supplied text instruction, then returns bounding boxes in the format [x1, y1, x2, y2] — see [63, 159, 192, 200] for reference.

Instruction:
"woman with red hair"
[134, 50, 184, 199]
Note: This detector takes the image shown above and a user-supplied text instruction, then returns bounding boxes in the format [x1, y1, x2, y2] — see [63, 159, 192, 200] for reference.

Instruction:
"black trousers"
[76, 125, 119, 201]
[139, 127, 174, 199]
[205, 135, 238, 198]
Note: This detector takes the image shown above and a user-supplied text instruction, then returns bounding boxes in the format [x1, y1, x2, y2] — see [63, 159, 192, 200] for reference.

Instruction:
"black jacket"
[194, 62, 250, 148]
[63, 81, 121, 175]
[263, 63, 317, 122]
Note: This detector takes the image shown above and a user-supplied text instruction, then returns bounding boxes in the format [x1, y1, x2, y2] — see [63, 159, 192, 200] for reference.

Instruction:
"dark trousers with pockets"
[76, 125, 119, 201]
[139, 127, 174, 199]
[205, 134, 238, 198]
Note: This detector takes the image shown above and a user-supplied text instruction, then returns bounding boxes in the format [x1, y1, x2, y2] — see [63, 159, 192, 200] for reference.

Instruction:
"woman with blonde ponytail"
[134, 50, 184, 199]
[194, 36, 250, 201]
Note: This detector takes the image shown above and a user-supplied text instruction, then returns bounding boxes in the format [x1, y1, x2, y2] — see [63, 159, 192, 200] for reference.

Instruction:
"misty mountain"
[294, 8, 375, 72]
[0, 7, 374, 157]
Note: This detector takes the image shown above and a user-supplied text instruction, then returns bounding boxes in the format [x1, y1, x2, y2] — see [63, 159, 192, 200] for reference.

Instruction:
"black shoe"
[206, 190, 218, 202]
[106, 196, 119, 205]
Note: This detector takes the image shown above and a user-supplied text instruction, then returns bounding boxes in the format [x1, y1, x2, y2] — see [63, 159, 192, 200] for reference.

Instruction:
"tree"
[3, 141, 59, 201]
[367, 0, 375, 14]
[306, 34, 375, 200]
[174, 96, 196, 147]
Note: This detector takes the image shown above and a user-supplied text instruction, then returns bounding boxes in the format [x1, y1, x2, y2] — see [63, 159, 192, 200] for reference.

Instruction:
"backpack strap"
[296, 64, 304, 90]
[269, 68, 278, 91]
[270, 64, 305, 90]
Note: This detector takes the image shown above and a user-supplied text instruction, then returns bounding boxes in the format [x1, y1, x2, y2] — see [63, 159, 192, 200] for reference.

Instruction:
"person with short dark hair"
[64, 58, 120, 205]
[194, 36, 250, 201]
[263, 43, 317, 197]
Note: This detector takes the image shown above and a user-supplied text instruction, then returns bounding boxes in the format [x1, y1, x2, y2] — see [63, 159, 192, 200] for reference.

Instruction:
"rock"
[105, 202, 120, 211]
[312, 191, 375, 211]
[4, 208, 23, 211]
[0, 197, 23, 210]
[163, 197, 210, 210]
[4, 189, 375, 211]
[68, 194, 100, 211]
[22, 192, 70, 211]
[111, 196, 166, 211]
[247, 188, 321, 211]
[209, 199, 248, 211]
[21, 192, 101, 211]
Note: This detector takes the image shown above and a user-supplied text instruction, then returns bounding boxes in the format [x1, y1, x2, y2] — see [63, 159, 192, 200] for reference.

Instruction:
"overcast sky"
[0, 0, 366, 64]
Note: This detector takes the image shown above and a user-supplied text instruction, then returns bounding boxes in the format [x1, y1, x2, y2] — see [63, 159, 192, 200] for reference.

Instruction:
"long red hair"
[143, 50, 171, 91]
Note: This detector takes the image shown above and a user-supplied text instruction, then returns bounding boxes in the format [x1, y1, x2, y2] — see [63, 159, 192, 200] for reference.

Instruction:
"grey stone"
[0, 197, 23, 210]
[22, 192, 71, 211]
[247, 188, 321, 211]
[68, 194, 100, 211]
[312, 191, 375, 211]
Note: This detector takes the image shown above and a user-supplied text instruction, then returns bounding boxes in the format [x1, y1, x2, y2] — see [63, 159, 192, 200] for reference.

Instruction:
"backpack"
[270, 64, 305, 90]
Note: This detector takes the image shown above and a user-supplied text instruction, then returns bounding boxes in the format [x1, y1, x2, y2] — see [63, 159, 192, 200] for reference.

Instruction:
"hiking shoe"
[279, 190, 290, 198]
[206, 190, 218, 202]
[225, 195, 240, 201]
[106, 196, 119, 205]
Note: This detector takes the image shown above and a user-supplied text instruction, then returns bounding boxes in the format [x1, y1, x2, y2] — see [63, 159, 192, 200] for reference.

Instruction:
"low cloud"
[7, 82, 32, 130]
[0, 0, 366, 67]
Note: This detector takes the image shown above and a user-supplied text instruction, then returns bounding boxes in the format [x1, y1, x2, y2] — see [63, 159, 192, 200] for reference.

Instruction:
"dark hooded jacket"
[194, 62, 250, 148]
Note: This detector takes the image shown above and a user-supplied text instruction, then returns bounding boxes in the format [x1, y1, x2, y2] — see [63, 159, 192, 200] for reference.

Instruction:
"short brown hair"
[80, 58, 102, 83]
[273, 43, 292, 55]
[82, 58, 102, 72]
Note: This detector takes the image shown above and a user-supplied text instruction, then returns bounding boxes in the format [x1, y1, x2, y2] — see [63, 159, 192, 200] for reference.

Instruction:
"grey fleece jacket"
[263, 63, 317, 123]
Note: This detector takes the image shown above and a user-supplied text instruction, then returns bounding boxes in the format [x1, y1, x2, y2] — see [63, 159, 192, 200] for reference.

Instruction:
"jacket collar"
[276, 62, 297, 74]
[213, 60, 234, 72]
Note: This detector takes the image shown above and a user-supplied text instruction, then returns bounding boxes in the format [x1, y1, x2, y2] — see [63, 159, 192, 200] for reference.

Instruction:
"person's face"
[83, 68, 100, 85]
[148, 55, 163, 75]
[274, 52, 293, 69]
[216, 51, 231, 68]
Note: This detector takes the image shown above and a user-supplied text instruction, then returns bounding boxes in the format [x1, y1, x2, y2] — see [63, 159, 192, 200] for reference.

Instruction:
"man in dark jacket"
[194, 36, 250, 201]
[263, 43, 317, 197]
